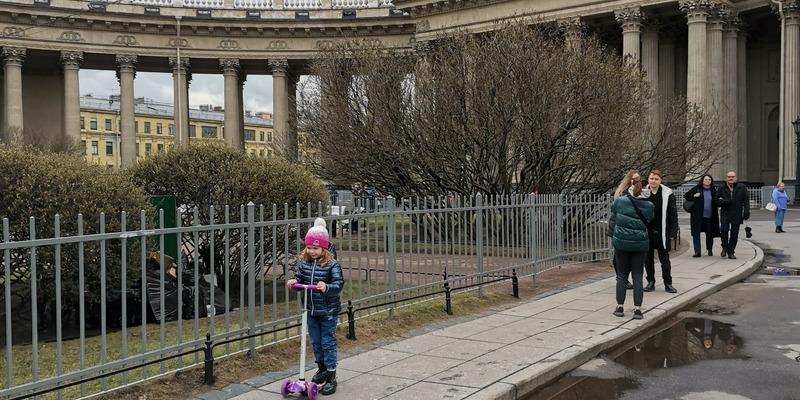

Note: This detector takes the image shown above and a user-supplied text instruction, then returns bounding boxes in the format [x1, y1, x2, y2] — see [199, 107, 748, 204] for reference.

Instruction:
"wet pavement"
[525, 209, 800, 400]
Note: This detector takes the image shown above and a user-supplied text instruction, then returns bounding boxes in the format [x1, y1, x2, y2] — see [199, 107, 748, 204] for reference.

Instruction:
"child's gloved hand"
[317, 281, 327, 293]
[286, 279, 297, 289]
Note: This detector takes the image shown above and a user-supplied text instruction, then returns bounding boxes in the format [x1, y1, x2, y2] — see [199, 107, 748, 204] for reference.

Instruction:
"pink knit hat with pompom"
[304, 218, 329, 249]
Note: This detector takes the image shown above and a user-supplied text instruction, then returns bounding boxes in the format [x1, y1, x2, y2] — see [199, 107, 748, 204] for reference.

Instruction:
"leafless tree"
[298, 22, 724, 198]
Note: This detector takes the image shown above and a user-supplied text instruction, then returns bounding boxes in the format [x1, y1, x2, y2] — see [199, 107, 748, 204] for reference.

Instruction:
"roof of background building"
[80, 95, 273, 127]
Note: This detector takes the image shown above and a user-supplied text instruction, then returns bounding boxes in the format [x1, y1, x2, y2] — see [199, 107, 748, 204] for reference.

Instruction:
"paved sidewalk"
[196, 235, 763, 400]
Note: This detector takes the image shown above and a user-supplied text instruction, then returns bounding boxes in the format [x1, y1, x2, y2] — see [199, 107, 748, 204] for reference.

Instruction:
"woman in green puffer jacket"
[610, 170, 654, 320]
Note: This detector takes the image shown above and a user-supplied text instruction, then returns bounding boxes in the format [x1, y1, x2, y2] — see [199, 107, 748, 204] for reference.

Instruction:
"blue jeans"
[775, 209, 786, 227]
[308, 313, 338, 370]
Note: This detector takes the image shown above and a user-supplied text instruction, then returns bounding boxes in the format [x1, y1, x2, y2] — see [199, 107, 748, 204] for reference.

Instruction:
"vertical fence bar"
[259, 204, 265, 346]
[193, 208, 200, 364]
[100, 212, 108, 389]
[400, 197, 406, 293]
[557, 195, 564, 266]
[29, 217, 38, 385]
[210, 206, 217, 338]
[283, 203, 289, 333]
[176, 208, 183, 369]
[54, 214, 63, 400]
[240, 205, 246, 351]
[295, 203, 302, 333]
[224, 205, 231, 354]
[120, 211, 128, 385]
[386, 197, 396, 317]
[271, 204, 278, 343]
[3, 219, 11, 389]
[138, 210, 147, 382]
[475, 194, 484, 297]
[158, 209, 166, 374]
[247, 202, 256, 355]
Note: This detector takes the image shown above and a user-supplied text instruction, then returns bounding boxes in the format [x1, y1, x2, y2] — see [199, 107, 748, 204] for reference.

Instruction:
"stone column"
[784, 5, 800, 180]
[61, 51, 83, 150]
[117, 55, 137, 167]
[169, 56, 191, 147]
[737, 31, 748, 178]
[707, 8, 725, 113]
[723, 16, 740, 175]
[2, 46, 25, 143]
[221, 58, 242, 150]
[559, 17, 585, 50]
[680, 1, 712, 107]
[615, 7, 643, 66]
[238, 71, 246, 151]
[658, 31, 676, 126]
[642, 24, 660, 128]
[270, 59, 294, 161]
[288, 70, 299, 161]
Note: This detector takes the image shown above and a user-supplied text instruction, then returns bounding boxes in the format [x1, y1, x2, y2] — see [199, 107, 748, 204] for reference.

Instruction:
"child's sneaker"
[321, 371, 337, 395]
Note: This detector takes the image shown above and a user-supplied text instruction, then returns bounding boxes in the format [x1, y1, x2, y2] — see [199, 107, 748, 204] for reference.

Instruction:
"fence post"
[527, 194, 537, 288]
[203, 333, 215, 385]
[606, 194, 613, 261]
[247, 202, 256, 356]
[443, 270, 453, 315]
[386, 196, 397, 318]
[346, 300, 357, 340]
[557, 194, 565, 265]
[511, 269, 519, 298]
[475, 193, 484, 298]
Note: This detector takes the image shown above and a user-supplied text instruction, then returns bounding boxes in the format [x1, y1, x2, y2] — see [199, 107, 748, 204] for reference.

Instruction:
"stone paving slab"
[196, 234, 763, 400]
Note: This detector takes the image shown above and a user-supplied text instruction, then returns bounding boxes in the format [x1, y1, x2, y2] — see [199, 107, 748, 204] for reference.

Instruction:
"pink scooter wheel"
[280, 380, 291, 398]
[307, 383, 319, 400]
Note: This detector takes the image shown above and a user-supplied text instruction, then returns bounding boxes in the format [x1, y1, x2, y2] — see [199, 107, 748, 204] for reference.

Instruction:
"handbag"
[628, 196, 658, 239]
[765, 202, 777, 212]
[683, 199, 695, 213]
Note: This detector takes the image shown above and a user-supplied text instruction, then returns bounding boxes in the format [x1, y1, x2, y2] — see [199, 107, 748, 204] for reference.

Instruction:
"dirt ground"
[108, 260, 613, 400]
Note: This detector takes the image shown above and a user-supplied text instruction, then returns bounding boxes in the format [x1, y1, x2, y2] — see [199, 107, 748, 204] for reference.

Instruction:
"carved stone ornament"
[1, 26, 24, 38]
[218, 39, 239, 49]
[112, 34, 139, 46]
[219, 58, 240, 73]
[614, 7, 643, 28]
[416, 19, 430, 32]
[558, 16, 585, 34]
[168, 37, 190, 48]
[679, 0, 717, 16]
[59, 31, 85, 43]
[60, 51, 83, 67]
[116, 54, 138, 67]
[2, 46, 26, 64]
[269, 59, 288, 74]
[169, 56, 190, 71]
[266, 40, 288, 50]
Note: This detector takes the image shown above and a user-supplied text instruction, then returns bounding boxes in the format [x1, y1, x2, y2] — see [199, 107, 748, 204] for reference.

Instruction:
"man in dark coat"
[717, 171, 750, 259]
[643, 170, 679, 293]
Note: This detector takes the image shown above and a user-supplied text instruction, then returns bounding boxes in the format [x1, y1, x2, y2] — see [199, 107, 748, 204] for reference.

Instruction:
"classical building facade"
[0, 0, 796, 185]
[79, 95, 275, 167]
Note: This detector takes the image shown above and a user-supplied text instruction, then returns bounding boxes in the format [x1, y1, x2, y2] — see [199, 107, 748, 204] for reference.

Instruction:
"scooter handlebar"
[291, 283, 322, 292]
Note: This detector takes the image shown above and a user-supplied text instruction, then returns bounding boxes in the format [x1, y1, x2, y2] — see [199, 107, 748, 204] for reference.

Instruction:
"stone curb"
[473, 240, 764, 400]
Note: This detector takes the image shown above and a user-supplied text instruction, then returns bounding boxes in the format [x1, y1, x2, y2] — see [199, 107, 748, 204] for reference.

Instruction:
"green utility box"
[149, 195, 178, 261]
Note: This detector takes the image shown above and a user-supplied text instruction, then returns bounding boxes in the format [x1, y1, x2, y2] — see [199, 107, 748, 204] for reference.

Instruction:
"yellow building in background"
[79, 95, 275, 167]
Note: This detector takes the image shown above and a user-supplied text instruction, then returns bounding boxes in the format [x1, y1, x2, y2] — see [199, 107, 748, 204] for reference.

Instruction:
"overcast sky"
[79, 69, 276, 113]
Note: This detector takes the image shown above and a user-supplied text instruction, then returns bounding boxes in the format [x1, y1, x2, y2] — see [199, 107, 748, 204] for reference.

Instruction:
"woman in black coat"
[684, 174, 721, 257]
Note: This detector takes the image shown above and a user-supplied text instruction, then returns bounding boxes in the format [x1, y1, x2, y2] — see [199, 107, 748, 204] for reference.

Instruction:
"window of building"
[189, 125, 196, 138]
[91, 141, 99, 155]
[137, 142, 141, 156]
[144, 122, 151, 134]
[267, 131, 273, 142]
[244, 129, 256, 141]
[145, 143, 152, 156]
[260, 131, 265, 142]
[105, 119, 112, 131]
[81, 140, 86, 155]
[80, 117, 85, 130]
[201, 126, 217, 139]
[156, 123, 163, 135]
[106, 141, 113, 156]
[157, 143, 164, 153]
[260, 150, 265, 157]
[168, 124, 174, 136]
[90, 118, 97, 131]
[135, 121, 139, 133]
[268, 149, 274, 158]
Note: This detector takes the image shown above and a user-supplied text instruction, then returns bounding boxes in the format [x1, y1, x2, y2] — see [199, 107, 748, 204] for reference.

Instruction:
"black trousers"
[720, 222, 740, 254]
[645, 237, 672, 285]
[615, 249, 645, 307]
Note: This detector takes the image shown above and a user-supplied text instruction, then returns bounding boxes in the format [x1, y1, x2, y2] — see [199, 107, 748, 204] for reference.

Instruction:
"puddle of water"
[522, 318, 744, 400]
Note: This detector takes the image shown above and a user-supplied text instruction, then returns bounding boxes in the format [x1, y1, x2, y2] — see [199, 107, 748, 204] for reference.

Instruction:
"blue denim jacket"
[295, 257, 344, 317]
